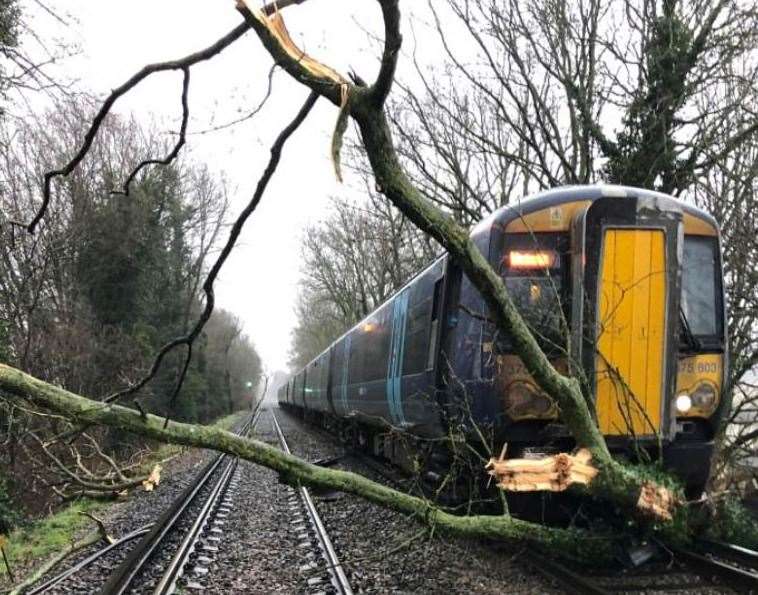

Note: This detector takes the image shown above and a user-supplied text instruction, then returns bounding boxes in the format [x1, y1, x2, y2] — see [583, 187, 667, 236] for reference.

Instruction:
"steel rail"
[676, 546, 758, 592]
[152, 457, 237, 593]
[99, 406, 261, 595]
[26, 526, 152, 595]
[696, 539, 758, 570]
[271, 410, 353, 595]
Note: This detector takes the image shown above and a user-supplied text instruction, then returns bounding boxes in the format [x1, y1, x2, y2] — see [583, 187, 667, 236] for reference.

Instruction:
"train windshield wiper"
[679, 307, 701, 352]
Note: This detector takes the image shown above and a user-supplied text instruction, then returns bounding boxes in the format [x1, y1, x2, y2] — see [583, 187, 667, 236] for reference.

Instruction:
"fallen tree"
[4, 0, 753, 576]
[233, 0, 681, 520]
[0, 363, 613, 560]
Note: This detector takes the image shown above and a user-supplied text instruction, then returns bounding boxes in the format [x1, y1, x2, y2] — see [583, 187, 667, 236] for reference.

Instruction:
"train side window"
[403, 295, 432, 375]
[349, 304, 391, 382]
[681, 235, 722, 341]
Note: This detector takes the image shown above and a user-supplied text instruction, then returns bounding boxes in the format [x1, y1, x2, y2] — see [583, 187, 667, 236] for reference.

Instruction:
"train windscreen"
[680, 236, 723, 347]
[500, 233, 570, 352]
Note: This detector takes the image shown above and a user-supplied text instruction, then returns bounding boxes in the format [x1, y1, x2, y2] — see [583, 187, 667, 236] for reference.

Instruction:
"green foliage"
[3, 499, 105, 566]
[0, 0, 19, 48]
[0, 320, 9, 363]
[0, 473, 20, 535]
[605, 11, 697, 191]
[0, 0, 20, 116]
[69, 159, 261, 424]
[705, 496, 758, 549]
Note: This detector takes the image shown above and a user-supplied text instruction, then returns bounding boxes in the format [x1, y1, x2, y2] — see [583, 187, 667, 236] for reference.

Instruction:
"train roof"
[472, 184, 718, 237]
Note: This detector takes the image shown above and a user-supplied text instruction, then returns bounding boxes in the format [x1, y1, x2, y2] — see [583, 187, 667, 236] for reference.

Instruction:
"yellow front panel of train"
[596, 229, 666, 436]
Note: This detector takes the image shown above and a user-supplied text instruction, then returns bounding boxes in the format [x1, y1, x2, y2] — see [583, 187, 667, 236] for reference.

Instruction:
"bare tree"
[290, 192, 437, 368]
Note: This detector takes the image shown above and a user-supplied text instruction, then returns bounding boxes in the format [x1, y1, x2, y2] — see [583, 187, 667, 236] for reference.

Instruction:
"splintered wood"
[486, 448, 598, 492]
[141, 464, 162, 492]
[237, 0, 347, 85]
[637, 481, 676, 521]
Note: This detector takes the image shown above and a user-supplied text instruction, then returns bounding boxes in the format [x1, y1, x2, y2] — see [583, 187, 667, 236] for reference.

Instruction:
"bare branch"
[27, 23, 251, 233]
[112, 67, 191, 196]
[370, 0, 402, 107]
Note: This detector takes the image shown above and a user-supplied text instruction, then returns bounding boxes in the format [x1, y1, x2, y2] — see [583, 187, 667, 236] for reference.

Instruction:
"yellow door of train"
[595, 228, 667, 437]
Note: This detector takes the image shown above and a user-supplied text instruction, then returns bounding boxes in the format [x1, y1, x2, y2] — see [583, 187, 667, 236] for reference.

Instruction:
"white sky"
[18, 0, 437, 374]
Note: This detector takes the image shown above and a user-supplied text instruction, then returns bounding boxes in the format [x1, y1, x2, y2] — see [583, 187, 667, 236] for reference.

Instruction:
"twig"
[188, 64, 277, 136]
[112, 66, 191, 196]
[27, 23, 251, 233]
[2, 545, 14, 582]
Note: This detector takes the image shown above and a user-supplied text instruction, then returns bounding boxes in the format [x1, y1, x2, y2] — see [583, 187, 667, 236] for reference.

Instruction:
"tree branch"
[112, 66, 191, 196]
[232, 2, 682, 521]
[236, 0, 346, 107]
[27, 23, 251, 233]
[369, 0, 402, 107]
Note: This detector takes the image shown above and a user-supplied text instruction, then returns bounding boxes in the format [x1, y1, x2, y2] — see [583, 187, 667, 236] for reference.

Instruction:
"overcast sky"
[19, 0, 439, 374]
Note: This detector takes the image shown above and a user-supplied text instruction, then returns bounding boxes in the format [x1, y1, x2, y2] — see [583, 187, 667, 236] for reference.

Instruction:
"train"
[278, 185, 727, 497]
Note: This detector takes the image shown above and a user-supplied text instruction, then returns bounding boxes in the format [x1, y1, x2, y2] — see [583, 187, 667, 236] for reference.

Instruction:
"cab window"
[681, 235, 723, 344]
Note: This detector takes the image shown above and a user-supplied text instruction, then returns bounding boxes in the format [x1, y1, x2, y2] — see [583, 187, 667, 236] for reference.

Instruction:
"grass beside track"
[0, 408, 250, 588]
[2, 498, 107, 571]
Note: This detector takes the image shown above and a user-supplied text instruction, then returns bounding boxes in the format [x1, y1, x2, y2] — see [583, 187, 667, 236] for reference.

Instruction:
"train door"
[397, 258, 446, 436]
[595, 228, 667, 436]
[333, 335, 350, 417]
[576, 195, 682, 441]
[387, 288, 410, 427]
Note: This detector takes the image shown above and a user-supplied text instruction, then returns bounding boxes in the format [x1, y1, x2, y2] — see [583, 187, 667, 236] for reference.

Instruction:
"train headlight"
[675, 393, 692, 414]
[691, 382, 718, 410]
[506, 382, 554, 418]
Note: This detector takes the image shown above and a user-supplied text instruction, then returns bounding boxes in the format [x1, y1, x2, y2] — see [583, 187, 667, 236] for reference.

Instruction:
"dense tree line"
[0, 100, 261, 422]
[0, 99, 261, 516]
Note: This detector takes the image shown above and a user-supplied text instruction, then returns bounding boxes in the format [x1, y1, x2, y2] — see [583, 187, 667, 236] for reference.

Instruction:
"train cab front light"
[691, 382, 717, 410]
[675, 393, 692, 414]
[507, 250, 558, 270]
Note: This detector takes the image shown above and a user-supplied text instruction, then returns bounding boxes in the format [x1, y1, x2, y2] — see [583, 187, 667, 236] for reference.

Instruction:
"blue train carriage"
[289, 185, 727, 493]
[277, 376, 294, 409]
[295, 257, 447, 443]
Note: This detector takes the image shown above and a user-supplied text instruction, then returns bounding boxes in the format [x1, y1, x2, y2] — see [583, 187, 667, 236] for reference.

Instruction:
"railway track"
[270, 409, 353, 595]
[90, 408, 262, 595]
[524, 539, 758, 594]
[282, 411, 758, 594]
[25, 527, 152, 595]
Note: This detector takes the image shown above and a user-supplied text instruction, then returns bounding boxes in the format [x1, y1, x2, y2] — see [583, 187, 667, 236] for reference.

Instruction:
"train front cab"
[472, 186, 726, 493]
